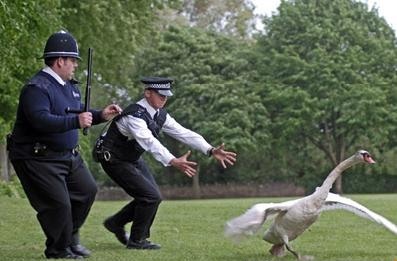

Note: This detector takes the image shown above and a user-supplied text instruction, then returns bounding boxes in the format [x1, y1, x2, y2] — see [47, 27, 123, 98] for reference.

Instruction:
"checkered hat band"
[146, 83, 171, 90]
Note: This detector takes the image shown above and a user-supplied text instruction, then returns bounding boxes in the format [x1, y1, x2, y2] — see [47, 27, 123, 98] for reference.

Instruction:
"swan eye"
[360, 152, 375, 163]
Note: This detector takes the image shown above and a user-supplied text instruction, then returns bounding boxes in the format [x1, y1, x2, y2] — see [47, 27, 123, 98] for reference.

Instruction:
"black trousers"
[11, 153, 97, 256]
[100, 158, 162, 241]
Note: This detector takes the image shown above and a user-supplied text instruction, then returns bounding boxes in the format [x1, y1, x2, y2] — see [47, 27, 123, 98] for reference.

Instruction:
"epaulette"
[28, 75, 52, 90]
[132, 107, 147, 117]
[119, 104, 148, 119]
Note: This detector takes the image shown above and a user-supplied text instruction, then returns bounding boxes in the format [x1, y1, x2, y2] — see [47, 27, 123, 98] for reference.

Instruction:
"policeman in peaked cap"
[8, 30, 122, 259]
[99, 76, 237, 250]
[141, 76, 174, 96]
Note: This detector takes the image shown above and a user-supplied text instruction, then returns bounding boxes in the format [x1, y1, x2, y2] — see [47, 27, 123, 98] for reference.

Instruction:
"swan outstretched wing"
[225, 198, 300, 241]
[322, 192, 397, 235]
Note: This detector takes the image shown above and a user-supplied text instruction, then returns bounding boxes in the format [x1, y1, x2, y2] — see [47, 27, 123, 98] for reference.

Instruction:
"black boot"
[70, 232, 91, 258]
[103, 217, 129, 245]
[126, 239, 161, 250]
[45, 247, 83, 259]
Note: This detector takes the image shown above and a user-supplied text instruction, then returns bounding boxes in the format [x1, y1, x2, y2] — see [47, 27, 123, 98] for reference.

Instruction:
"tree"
[0, 0, 63, 180]
[157, 0, 258, 39]
[131, 26, 270, 191]
[60, 0, 176, 106]
[58, 0, 181, 180]
[255, 0, 397, 193]
[0, 0, 63, 138]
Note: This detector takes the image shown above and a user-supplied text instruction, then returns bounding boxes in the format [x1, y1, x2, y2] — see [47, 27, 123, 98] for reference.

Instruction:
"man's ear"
[55, 57, 64, 68]
[143, 89, 151, 98]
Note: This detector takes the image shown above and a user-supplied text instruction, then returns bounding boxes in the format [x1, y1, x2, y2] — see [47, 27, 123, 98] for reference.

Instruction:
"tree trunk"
[334, 146, 344, 194]
[0, 143, 10, 182]
[334, 175, 343, 194]
[192, 166, 201, 199]
[7, 154, 12, 178]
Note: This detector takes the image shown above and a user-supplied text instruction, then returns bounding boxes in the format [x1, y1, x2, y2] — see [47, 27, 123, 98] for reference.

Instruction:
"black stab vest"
[102, 103, 167, 162]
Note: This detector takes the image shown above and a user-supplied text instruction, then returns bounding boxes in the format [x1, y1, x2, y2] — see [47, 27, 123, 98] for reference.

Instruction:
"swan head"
[356, 150, 376, 164]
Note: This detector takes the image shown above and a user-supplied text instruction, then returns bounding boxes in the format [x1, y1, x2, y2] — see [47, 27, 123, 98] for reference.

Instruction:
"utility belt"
[31, 143, 80, 157]
[6, 134, 79, 157]
[92, 133, 143, 163]
[92, 134, 111, 162]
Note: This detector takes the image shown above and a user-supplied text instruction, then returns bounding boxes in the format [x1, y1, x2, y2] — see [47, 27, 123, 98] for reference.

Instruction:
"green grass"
[0, 194, 396, 260]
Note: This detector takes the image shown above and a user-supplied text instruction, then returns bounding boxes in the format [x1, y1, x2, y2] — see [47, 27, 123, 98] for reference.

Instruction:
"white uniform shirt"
[116, 98, 213, 166]
[42, 66, 66, 85]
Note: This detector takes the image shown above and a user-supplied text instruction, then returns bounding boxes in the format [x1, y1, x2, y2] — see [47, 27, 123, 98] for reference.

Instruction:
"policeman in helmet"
[8, 31, 121, 259]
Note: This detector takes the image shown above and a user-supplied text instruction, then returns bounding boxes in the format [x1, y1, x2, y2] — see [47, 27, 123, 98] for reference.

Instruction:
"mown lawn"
[0, 194, 396, 261]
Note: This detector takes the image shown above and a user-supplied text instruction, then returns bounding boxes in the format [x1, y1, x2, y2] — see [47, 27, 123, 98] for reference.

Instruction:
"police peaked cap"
[42, 30, 81, 59]
[141, 77, 174, 97]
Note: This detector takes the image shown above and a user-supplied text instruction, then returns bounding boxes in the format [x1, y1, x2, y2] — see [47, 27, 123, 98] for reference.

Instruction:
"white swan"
[225, 150, 397, 260]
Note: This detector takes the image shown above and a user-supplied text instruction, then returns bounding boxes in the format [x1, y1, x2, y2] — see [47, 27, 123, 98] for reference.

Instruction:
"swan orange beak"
[364, 154, 376, 164]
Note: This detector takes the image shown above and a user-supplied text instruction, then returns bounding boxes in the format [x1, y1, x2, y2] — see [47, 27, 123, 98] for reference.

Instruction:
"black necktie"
[153, 111, 158, 121]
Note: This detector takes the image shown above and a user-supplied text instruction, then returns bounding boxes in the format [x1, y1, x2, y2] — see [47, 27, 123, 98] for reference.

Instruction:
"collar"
[137, 98, 158, 118]
[42, 66, 66, 86]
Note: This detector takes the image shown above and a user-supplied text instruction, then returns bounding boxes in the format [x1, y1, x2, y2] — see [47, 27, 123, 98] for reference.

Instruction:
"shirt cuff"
[163, 154, 175, 167]
[207, 147, 214, 157]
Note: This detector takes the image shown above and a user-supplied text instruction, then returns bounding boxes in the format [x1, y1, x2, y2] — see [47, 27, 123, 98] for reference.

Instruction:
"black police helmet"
[42, 30, 81, 59]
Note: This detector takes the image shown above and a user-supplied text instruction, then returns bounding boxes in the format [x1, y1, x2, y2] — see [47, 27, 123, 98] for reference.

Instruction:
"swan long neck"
[318, 155, 359, 193]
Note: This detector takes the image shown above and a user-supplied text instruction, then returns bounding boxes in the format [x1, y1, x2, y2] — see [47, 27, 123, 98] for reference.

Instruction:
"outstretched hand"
[170, 150, 198, 177]
[211, 143, 237, 168]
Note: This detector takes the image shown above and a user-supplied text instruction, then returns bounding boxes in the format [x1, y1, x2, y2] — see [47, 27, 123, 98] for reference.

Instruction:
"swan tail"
[224, 203, 270, 242]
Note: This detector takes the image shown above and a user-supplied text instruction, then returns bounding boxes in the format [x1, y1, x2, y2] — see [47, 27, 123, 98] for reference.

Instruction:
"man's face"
[145, 89, 168, 109]
[57, 57, 78, 80]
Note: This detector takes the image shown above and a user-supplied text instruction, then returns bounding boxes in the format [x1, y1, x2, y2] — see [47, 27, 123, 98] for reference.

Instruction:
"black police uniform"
[99, 77, 214, 250]
[100, 103, 167, 249]
[8, 31, 103, 259]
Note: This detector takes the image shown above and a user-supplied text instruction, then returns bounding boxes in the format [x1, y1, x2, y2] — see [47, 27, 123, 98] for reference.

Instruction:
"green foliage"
[344, 172, 397, 193]
[254, 0, 397, 189]
[2, 1, 397, 192]
[0, 195, 396, 260]
[60, 0, 151, 83]
[58, 1, 183, 187]
[59, 0, 172, 109]
[169, 0, 257, 38]
[0, 0, 63, 141]
[131, 25, 270, 184]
